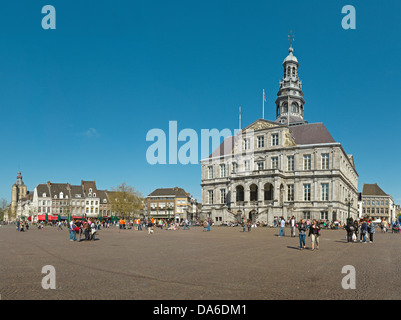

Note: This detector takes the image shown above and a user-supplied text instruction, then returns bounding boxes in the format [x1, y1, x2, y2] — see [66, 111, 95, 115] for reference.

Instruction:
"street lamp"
[345, 194, 354, 224]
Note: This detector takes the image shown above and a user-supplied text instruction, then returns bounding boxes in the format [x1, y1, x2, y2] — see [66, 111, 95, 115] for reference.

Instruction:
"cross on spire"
[288, 30, 294, 48]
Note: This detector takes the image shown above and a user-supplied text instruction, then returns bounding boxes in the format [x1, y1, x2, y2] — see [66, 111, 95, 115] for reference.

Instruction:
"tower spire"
[274, 33, 306, 126]
[288, 30, 294, 49]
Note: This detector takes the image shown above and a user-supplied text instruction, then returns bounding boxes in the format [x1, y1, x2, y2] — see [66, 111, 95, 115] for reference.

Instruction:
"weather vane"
[288, 30, 295, 48]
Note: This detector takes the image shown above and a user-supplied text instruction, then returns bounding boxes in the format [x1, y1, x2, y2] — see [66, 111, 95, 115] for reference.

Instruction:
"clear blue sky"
[1, 0, 400, 203]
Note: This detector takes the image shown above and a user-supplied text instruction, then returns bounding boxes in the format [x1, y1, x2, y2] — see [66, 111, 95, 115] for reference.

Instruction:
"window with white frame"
[303, 184, 311, 201]
[303, 211, 311, 220]
[208, 190, 214, 204]
[321, 183, 329, 201]
[321, 154, 329, 169]
[220, 164, 226, 177]
[303, 155, 311, 170]
[232, 162, 238, 173]
[271, 157, 279, 169]
[257, 162, 264, 170]
[244, 138, 251, 150]
[320, 211, 328, 220]
[287, 184, 294, 201]
[208, 166, 213, 179]
[220, 189, 226, 204]
[287, 155, 294, 171]
[271, 133, 279, 146]
[257, 136, 265, 148]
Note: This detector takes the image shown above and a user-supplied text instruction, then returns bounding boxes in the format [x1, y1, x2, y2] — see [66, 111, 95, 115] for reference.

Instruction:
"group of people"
[345, 218, 375, 243]
[69, 219, 98, 241]
[277, 215, 378, 250]
[15, 220, 29, 232]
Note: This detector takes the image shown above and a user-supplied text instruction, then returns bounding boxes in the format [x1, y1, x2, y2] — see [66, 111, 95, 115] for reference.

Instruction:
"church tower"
[275, 32, 306, 126]
[11, 170, 27, 217]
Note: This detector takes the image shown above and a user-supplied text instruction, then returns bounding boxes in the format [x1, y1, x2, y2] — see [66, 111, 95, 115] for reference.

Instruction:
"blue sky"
[0, 0, 400, 203]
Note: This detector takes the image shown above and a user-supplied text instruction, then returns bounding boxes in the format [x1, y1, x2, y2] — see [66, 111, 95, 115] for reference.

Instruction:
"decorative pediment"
[243, 119, 281, 132]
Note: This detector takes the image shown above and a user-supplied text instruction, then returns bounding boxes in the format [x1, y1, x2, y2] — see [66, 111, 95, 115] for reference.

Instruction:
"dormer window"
[42, 193, 46, 197]
[54, 195, 57, 199]
[60, 192, 64, 199]
[93, 193, 96, 197]
[89, 188, 92, 193]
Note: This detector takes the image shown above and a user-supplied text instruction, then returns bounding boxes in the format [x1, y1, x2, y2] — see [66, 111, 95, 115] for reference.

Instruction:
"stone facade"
[200, 45, 359, 225]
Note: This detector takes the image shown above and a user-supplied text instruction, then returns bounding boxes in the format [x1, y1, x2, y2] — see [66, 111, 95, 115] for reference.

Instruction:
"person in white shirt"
[290, 216, 296, 237]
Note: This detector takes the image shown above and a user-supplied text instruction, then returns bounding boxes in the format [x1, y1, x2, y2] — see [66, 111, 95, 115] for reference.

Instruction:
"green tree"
[0, 198, 9, 221]
[109, 183, 143, 220]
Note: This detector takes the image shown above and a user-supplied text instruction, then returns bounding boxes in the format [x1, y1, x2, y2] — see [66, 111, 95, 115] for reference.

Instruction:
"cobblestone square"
[1, 224, 400, 300]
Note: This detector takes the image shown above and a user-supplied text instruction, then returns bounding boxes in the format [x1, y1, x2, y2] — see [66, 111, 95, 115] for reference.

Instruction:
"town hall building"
[200, 43, 359, 225]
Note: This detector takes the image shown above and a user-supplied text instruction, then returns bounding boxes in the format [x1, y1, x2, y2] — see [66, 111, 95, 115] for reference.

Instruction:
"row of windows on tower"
[285, 66, 297, 77]
[277, 102, 303, 116]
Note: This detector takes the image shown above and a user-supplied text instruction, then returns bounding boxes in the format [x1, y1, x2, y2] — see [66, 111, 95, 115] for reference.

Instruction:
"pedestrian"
[148, 220, 154, 234]
[247, 219, 252, 232]
[278, 217, 285, 237]
[290, 216, 296, 237]
[203, 220, 208, 232]
[184, 218, 190, 230]
[353, 219, 359, 242]
[309, 219, 320, 250]
[16, 220, 20, 231]
[69, 220, 77, 241]
[57, 221, 63, 231]
[368, 219, 375, 243]
[298, 219, 307, 250]
[360, 219, 368, 243]
[84, 220, 90, 240]
[345, 218, 355, 243]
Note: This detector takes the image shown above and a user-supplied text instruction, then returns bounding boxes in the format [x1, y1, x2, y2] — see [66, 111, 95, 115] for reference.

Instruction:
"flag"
[263, 89, 267, 102]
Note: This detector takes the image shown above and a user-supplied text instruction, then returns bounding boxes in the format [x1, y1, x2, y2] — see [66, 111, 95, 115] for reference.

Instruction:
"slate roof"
[289, 123, 336, 145]
[148, 187, 189, 198]
[37, 184, 50, 197]
[206, 121, 337, 159]
[362, 183, 388, 196]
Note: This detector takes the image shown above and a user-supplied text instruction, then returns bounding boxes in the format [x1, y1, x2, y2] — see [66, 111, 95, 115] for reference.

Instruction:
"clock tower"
[275, 32, 306, 126]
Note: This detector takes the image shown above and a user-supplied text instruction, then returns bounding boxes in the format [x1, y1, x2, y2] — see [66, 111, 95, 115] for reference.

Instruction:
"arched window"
[282, 102, 288, 113]
[264, 183, 274, 201]
[236, 185, 244, 202]
[250, 184, 258, 201]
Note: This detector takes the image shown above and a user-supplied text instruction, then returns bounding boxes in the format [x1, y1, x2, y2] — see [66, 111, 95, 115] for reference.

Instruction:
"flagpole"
[262, 89, 265, 119]
[239, 105, 241, 130]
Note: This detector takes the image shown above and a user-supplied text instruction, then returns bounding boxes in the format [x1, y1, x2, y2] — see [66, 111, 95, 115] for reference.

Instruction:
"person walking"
[360, 219, 368, 243]
[345, 218, 355, 243]
[290, 216, 296, 237]
[69, 220, 77, 241]
[298, 219, 307, 250]
[353, 220, 359, 242]
[184, 218, 190, 230]
[368, 219, 375, 243]
[247, 219, 252, 232]
[278, 217, 285, 237]
[309, 219, 321, 250]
